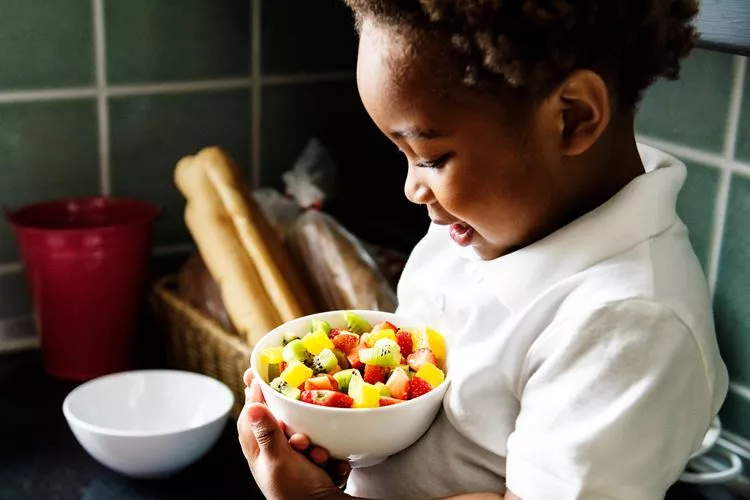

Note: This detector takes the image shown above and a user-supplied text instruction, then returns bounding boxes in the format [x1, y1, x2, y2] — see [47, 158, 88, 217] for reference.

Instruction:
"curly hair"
[343, 0, 699, 108]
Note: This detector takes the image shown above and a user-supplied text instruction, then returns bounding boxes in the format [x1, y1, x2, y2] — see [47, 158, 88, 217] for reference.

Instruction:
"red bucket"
[6, 197, 159, 380]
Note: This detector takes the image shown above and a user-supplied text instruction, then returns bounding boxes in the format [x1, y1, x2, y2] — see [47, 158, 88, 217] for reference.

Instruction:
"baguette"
[175, 147, 315, 344]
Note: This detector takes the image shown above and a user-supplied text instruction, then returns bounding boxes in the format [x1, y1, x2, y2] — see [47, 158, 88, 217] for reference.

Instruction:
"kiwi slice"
[375, 382, 391, 397]
[360, 339, 401, 367]
[283, 339, 311, 365]
[344, 312, 371, 335]
[310, 319, 331, 335]
[270, 377, 301, 400]
[267, 363, 282, 381]
[312, 348, 339, 373]
[333, 348, 350, 370]
[333, 369, 357, 392]
[347, 370, 364, 397]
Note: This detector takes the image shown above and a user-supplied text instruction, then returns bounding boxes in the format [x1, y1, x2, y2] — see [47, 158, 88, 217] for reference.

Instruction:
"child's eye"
[416, 153, 452, 169]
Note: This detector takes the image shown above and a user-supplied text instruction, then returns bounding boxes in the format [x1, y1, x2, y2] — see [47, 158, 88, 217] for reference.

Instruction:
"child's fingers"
[243, 368, 254, 387]
[249, 379, 265, 404]
[288, 433, 310, 452]
[308, 446, 328, 466]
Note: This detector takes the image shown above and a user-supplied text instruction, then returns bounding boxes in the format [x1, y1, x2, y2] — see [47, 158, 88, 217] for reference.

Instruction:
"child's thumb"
[247, 404, 284, 454]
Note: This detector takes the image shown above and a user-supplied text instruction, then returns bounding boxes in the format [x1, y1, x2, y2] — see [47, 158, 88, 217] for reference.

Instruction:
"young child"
[238, 1, 729, 499]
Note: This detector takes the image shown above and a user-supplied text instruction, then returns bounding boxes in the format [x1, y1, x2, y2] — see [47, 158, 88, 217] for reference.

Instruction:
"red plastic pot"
[6, 197, 159, 380]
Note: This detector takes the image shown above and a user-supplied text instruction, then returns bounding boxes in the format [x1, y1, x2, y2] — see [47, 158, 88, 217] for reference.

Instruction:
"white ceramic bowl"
[251, 310, 450, 468]
[62, 370, 234, 478]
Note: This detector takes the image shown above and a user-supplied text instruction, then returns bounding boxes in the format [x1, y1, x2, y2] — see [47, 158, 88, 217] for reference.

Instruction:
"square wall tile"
[260, 80, 371, 188]
[262, 0, 357, 75]
[714, 174, 750, 386]
[105, 0, 250, 84]
[0, 0, 94, 89]
[260, 80, 429, 253]
[734, 63, 750, 162]
[0, 272, 31, 318]
[0, 100, 100, 263]
[675, 161, 720, 269]
[109, 89, 251, 247]
[720, 388, 750, 441]
[636, 49, 734, 153]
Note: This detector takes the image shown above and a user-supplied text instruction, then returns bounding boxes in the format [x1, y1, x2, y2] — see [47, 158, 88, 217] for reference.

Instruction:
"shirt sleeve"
[505, 299, 715, 500]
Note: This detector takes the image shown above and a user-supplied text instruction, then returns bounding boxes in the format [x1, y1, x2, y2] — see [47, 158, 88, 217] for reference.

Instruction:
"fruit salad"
[261, 312, 447, 409]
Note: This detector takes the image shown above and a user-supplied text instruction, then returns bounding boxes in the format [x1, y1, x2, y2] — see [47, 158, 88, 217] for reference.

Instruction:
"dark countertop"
[0, 349, 745, 500]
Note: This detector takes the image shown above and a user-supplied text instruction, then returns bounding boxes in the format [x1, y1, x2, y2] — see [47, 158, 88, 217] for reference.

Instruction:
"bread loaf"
[175, 147, 314, 344]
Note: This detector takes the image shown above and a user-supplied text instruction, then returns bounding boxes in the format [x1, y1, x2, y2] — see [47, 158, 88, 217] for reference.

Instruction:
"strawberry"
[407, 349, 438, 372]
[409, 376, 433, 399]
[395, 330, 414, 357]
[304, 374, 339, 392]
[347, 346, 364, 371]
[301, 390, 354, 408]
[379, 396, 404, 407]
[364, 365, 388, 385]
[280, 361, 288, 372]
[372, 321, 398, 333]
[328, 328, 342, 340]
[332, 332, 359, 354]
[385, 368, 410, 400]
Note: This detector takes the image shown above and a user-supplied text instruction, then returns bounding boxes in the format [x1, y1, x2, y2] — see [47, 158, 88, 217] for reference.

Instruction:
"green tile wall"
[1, 0, 750, 446]
[636, 49, 750, 441]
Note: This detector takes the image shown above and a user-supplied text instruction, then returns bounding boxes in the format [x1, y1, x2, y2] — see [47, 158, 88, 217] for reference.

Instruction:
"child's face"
[356, 22, 572, 261]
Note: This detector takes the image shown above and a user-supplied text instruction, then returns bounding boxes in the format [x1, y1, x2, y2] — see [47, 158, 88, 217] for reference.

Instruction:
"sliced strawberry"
[303, 390, 354, 408]
[385, 368, 410, 400]
[304, 374, 339, 392]
[364, 365, 388, 385]
[395, 330, 414, 357]
[301, 390, 315, 405]
[372, 321, 398, 333]
[280, 361, 288, 372]
[409, 376, 433, 399]
[379, 396, 404, 407]
[332, 332, 359, 354]
[328, 328, 342, 340]
[407, 349, 438, 372]
[347, 346, 364, 371]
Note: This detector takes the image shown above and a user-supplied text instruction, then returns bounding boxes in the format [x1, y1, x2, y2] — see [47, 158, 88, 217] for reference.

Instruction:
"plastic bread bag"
[257, 138, 398, 313]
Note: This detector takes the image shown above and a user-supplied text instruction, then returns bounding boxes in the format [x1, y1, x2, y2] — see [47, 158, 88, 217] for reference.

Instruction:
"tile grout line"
[109, 78, 252, 97]
[0, 88, 97, 103]
[707, 55, 746, 293]
[261, 71, 356, 86]
[0, 73, 356, 105]
[251, 0, 262, 188]
[0, 262, 23, 276]
[635, 134, 725, 167]
[93, 0, 110, 196]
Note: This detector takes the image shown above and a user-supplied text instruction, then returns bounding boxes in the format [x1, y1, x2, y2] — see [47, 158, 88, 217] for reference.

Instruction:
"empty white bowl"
[251, 310, 450, 468]
[62, 370, 234, 478]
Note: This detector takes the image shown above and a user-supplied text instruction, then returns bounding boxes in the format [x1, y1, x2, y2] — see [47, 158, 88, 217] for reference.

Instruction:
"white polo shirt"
[345, 144, 728, 500]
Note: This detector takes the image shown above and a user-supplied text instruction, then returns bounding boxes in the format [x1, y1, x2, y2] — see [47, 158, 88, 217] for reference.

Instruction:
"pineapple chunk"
[415, 363, 445, 388]
[366, 329, 396, 347]
[411, 327, 446, 363]
[301, 329, 334, 355]
[353, 382, 381, 408]
[261, 346, 284, 365]
[280, 361, 313, 388]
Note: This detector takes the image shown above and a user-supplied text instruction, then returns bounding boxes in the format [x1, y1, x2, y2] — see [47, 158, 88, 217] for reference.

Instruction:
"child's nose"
[404, 166, 435, 205]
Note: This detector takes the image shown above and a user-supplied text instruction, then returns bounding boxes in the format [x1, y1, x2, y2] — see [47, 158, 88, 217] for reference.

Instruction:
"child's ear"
[552, 70, 611, 156]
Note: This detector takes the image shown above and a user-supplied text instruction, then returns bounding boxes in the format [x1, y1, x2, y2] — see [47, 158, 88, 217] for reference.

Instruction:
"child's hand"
[238, 369, 351, 499]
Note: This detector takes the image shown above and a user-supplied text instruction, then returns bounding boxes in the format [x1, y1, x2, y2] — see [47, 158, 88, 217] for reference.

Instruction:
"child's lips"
[448, 222, 474, 246]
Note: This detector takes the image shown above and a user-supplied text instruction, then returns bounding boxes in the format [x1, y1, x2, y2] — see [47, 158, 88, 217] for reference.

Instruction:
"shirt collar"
[452, 144, 687, 313]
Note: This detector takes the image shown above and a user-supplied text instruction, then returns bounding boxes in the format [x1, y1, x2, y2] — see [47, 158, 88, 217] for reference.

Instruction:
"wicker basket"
[151, 276, 251, 419]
